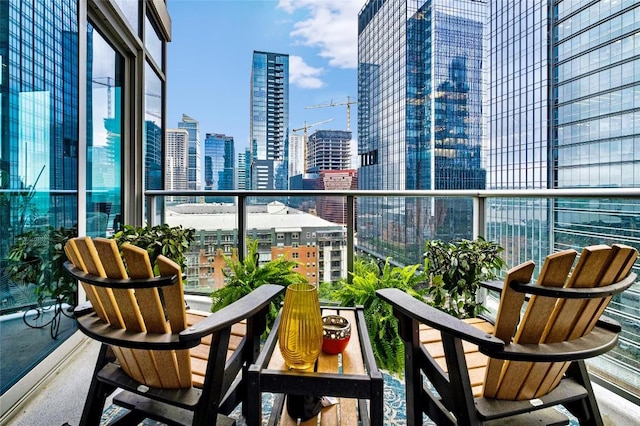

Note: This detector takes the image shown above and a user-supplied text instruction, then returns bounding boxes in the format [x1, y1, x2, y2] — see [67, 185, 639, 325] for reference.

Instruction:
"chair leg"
[80, 344, 117, 426]
[563, 361, 604, 426]
[441, 334, 480, 426]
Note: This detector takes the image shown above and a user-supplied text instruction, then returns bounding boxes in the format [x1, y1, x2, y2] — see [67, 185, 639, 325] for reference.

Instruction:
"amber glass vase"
[278, 283, 323, 370]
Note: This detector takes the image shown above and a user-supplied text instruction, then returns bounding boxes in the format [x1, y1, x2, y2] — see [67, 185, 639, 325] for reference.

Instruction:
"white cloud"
[289, 55, 325, 89]
[278, 0, 360, 69]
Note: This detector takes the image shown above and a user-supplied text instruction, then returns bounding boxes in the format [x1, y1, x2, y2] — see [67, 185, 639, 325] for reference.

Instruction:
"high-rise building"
[485, 0, 640, 398]
[165, 128, 190, 204]
[357, 0, 486, 264]
[203, 133, 234, 203]
[237, 147, 251, 190]
[178, 114, 201, 192]
[288, 133, 304, 179]
[250, 51, 289, 190]
[307, 130, 352, 173]
[484, 2, 552, 271]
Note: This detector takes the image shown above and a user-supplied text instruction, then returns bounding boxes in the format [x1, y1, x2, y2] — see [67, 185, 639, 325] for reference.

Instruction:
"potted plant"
[423, 237, 506, 319]
[322, 257, 427, 374]
[109, 224, 195, 275]
[209, 238, 307, 329]
[7, 226, 78, 308]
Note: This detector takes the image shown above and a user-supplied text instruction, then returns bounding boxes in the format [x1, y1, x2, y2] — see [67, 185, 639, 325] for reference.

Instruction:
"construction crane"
[305, 96, 358, 131]
[92, 77, 113, 117]
[292, 118, 333, 173]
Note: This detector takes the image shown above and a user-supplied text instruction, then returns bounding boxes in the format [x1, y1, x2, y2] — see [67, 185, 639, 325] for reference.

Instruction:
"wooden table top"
[247, 306, 383, 426]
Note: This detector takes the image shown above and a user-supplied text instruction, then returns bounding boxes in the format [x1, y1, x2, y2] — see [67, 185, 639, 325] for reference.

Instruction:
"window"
[292, 253, 299, 259]
[277, 233, 284, 240]
[292, 233, 299, 239]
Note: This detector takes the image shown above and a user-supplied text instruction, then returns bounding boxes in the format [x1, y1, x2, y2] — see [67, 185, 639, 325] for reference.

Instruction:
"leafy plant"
[423, 237, 505, 319]
[324, 257, 427, 374]
[7, 226, 78, 306]
[210, 238, 307, 329]
[110, 224, 195, 274]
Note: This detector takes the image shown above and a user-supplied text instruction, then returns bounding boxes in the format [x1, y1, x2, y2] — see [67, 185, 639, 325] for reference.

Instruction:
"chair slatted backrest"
[484, 244, 637, 401]
[65, 236, 192, 389]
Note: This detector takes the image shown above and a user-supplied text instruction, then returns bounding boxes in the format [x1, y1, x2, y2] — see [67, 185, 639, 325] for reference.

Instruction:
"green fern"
[210, 239, 307, 329]
[327, 257, 427, 374]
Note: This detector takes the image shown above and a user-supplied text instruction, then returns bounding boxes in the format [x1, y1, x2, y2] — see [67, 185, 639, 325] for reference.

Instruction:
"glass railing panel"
[160, 195, 239, 294]
[486, 195, 640, 398]
[147, 189, 640, 401]
[1, 192, 78, 395]
[356, 196, 475, 266]
[554, 196, 640, 397]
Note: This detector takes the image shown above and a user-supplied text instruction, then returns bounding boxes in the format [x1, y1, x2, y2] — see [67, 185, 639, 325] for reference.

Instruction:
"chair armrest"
[480, 280, 504, 294]
[180, 284, 284, 340]
[509, 272, 636, 299]
[76, 313, 202, 350]
[64, 261, 178, 289]
[484, 326, 619, 362]
[596, 314, 622, 333]
[376, 288, 504, 350]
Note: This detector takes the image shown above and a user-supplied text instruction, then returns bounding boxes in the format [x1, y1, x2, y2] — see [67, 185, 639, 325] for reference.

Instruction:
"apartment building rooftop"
[165, 202, 345, 232]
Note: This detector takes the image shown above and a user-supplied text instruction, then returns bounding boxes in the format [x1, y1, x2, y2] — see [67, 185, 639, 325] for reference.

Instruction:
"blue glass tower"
[485, 0, 640, 399]
[357, 0, 486, 264]
[250, 51, 289, 190]
[0, 0, 80, 248]
[203, 133, 234, 203]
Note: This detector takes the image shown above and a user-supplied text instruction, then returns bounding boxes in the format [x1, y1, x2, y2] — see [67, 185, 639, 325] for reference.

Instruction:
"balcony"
[2, 188, 639, 424]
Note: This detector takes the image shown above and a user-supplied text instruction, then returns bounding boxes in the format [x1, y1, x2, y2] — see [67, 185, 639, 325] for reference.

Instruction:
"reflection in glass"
[0, 0, 79, 395]
[145, 62, 163, 224]
[87, 24, 123, 237]
[145, 15, 162, 66]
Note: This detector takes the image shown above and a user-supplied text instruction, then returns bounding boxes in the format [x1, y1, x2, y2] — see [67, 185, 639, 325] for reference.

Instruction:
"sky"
[166, 0, 364, 151]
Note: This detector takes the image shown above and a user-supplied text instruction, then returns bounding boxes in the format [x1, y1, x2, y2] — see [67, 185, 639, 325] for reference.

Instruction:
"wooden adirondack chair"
[377, 244, 637, 426]
[64, 236, 284, 426]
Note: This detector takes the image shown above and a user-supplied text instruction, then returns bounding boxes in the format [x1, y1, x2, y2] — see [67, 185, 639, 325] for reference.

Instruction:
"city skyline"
[166, 0, 362, 151]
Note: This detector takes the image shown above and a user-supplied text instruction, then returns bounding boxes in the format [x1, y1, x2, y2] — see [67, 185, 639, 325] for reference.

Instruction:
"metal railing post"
[347, 195, 355, 284]
[473, 195, 485, 240]
[147, 194, 157, 226]
[238, 194, 247, 263]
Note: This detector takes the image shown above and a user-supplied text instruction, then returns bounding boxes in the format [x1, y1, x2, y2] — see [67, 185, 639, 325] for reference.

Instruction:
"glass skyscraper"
[250, 51, 289, 190]
[486, 0, 640, 398]
[237, 147, 251, 190]
[357, 0, 486, 264]
[203, 133, 234, 202]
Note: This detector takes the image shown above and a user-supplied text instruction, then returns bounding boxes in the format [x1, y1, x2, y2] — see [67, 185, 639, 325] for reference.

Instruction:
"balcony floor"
[3, 333, 640, 426]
